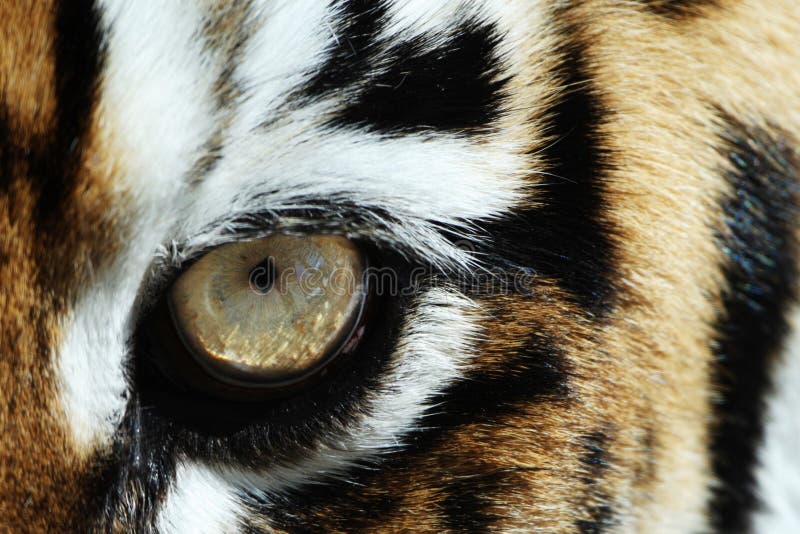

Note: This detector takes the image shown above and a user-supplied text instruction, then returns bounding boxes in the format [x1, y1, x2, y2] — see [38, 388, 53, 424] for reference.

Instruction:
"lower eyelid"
[131, 276, 405, 439]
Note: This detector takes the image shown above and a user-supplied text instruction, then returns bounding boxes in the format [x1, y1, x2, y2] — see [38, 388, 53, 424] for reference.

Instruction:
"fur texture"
[0, 0, 798, 532]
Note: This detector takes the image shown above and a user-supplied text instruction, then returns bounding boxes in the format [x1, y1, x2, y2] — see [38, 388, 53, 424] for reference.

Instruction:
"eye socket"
[145, 234, 369, 399]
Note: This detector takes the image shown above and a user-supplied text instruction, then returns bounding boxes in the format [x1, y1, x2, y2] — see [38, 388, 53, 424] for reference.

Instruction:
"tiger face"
[1, 1, 799, 532]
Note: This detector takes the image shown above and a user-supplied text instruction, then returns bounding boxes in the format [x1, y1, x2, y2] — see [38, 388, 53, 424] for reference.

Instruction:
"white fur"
[181, 128, 526, 270]
[156, 461, 242, 534]
[97, 0, 218, 195]
[230, 0, 335, 131]
[383, 1, 477, 38]
[58, 0, 220, 450]
[753, 306, 800, 533]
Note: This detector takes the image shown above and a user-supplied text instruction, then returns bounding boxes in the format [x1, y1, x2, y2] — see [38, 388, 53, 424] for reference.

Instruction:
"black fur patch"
[708, 114, 799, 532]
[302, 0, 389, 99]
[408, 325, 569, 445]
[300, 1, 507, 135]
[36, 0, 104, 218]
[578, 431, 611, 484]
[577, 505, 615, 534]
[575, 431, 616, 533]
[93, 398, 179, 532]
[440, 470, 506, 531]
[641, 0, 721, 18]
[330, 22, 508, 135]
[0, 107, 13, 190]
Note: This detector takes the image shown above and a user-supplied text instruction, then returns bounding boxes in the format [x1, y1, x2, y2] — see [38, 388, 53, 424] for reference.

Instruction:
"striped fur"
[0, 1, 799, 532]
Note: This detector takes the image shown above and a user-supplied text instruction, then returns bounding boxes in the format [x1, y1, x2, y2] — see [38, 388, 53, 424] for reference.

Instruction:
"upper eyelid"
[163, 204, 484, 276]
[154, 231, 531, 308]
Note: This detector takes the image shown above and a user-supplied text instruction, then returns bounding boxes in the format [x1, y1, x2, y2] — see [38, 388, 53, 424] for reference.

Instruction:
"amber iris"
[168, 234, 366, 387]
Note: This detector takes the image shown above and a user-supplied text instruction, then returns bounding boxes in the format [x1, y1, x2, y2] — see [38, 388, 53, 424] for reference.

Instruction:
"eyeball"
[167, 234, 367, 388]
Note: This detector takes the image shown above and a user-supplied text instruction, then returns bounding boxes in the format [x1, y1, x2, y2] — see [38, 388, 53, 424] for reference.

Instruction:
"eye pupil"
[248, 257, 277, 295]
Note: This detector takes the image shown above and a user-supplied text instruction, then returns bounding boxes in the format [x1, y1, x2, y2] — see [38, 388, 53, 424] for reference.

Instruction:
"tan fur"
[0, 3, 124, 530]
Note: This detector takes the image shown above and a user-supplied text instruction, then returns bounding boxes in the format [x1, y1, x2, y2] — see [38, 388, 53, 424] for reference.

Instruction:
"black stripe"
[0, 106, 13, 191]
[708, 114, 799, 533]
[189, 1, 257, 182]
[417, 331, 568, 435]
[93, 397, 179, 531]
[575, 431, 616, 534]
[577, 431, 611, 484]
[479, 28, 616, 313]
[577, 505, 615, 534]
[330, 22, 508, 136]
[34, 0, 104, 218]
[440, 470, 506, 532]
[200, 0, 255, 106]
[243, 482, 400, 533]
[302, 0, 389, 99]
[640, 0, 721, 17]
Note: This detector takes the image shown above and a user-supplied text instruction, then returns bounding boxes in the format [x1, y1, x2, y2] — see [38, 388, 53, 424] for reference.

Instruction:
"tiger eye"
[168, 234, 366, 387]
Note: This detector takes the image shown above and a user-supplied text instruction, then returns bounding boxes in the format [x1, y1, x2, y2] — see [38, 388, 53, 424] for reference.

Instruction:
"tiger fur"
[0, 1, 798, 532]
